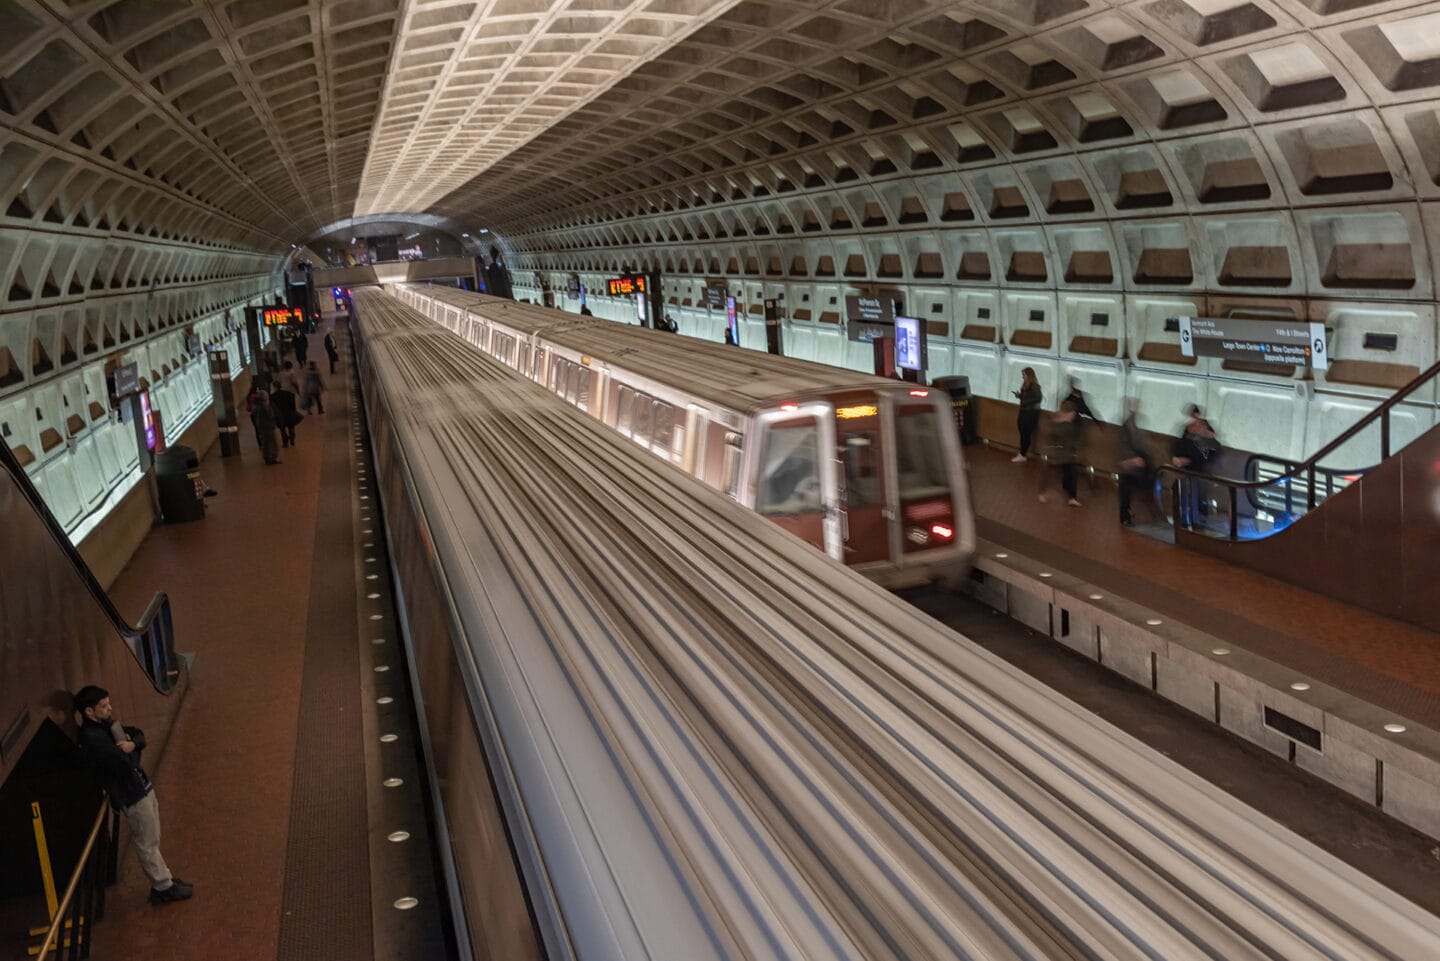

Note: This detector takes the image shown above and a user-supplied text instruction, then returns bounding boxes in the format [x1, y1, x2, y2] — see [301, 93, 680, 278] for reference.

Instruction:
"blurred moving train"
[393, 284, 974, 587]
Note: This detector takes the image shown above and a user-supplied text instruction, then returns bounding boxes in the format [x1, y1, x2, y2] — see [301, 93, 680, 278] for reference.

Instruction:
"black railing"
[1158, 358, 1440, 541]
[1242, 453, 1370, 517]
[0, 438, 180, 692]
[35, 801, 120, 961]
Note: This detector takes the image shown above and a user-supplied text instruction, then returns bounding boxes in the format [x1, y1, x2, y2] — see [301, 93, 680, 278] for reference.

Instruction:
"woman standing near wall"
[1012, 367, 1042, 463]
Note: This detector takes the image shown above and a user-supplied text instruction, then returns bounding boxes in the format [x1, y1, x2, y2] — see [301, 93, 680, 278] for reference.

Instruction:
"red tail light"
[909, 389, 929, 397]
[931, 524, 953, 540]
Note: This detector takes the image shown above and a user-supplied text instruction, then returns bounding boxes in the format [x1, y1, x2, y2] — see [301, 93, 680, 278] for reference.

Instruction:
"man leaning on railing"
[74, 686, 194, 905]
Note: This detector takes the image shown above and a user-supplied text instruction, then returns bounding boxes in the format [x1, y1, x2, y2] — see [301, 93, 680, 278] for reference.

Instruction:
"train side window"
[617, 388, 634, 436]
[839, 431, 883, 506]
[575, 367, 590, 410]
[755, 419, 823, 515]
[721, 431, 743, 496]
[652, 402, 674, 457]
[633, 397, 654, 445]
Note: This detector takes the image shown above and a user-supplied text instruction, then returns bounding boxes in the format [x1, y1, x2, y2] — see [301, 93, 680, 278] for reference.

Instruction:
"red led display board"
[262, 307, 305, 326]
[605, 276, 646, 297]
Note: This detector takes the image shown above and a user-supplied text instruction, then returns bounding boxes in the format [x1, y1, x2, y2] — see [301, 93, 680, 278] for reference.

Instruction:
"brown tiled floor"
[99, 340, 355, 960]
[968, 443, 1440, 728]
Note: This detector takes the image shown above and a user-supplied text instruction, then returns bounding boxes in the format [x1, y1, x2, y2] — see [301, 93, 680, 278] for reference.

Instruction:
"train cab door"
[832, 392, 893, 566]
[749, 403, 840, 560]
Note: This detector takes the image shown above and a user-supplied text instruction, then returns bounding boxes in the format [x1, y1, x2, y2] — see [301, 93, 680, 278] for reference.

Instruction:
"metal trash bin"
[154, 445, 205, 523]
[932, 376, 978, 446]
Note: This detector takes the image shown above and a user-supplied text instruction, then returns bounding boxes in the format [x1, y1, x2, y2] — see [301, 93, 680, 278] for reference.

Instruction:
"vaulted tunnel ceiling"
[2, 0, 1439, 291]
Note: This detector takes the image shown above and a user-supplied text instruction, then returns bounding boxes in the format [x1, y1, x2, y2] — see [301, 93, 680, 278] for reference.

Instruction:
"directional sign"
[845, 294, 895, 343]
[1178, 316, 1327, 371]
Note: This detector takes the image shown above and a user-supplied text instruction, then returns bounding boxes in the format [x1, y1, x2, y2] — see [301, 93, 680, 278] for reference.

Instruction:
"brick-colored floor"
[968, 443, 1440, 728]
[99, 342, 352, 961]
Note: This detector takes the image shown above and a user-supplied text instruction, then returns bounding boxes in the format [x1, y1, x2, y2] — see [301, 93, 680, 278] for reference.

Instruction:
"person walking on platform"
[1172, 404, 1221, 527]
[324, 330, 339, 374]
[1011, 367, 1042, 462]
[301, 362, 326, 414]
[270, 383, 299, 448]
[278, 361, 302, 397]
[1038, 400, 1083, 507]
[293, 331, 309, 368]
[1117, 398, 1154, 527]
[251, 391, 281, 465]
[73, 686, 193, 905]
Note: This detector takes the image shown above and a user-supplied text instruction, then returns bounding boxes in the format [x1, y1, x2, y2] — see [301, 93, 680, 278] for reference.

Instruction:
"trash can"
[154, 445, 205, 523]
[932, 376, 979, 446]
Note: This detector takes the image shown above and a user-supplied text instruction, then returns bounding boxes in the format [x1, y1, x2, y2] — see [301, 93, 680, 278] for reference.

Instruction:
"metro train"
[392, 284, 974, 588]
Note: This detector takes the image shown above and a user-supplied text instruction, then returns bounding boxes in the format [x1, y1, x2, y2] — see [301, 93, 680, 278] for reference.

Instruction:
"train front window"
[754, 419, 822, 516]
[895, 406, 953, 501]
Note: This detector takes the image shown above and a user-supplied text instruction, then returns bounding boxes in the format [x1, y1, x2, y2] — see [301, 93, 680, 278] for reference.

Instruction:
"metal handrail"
[0, 437, 180, 692]
[35, 800, 117, 961]
[1242, 453, 1369, 516]
[1157, 357, 1440, 538]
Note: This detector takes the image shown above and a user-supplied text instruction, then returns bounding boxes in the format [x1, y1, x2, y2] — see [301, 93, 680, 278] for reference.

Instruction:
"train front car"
[744, 382, 973, 589]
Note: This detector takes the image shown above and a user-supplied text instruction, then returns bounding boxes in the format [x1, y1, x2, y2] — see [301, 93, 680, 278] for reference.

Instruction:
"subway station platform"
[69, 334, 1438, 960]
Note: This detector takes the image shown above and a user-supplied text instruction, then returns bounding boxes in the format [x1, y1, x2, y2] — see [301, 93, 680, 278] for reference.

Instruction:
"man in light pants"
[74, 686, 193, 905]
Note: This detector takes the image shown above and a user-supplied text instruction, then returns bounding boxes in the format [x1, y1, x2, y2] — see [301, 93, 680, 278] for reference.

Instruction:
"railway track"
[354, 289, 1440, 961]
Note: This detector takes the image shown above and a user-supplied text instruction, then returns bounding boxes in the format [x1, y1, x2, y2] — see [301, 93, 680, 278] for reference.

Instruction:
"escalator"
[1157, 360, 1440, 633]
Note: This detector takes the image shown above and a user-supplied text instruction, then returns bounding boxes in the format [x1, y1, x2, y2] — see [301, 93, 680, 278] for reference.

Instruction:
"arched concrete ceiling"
[1, 0, 1437, 312]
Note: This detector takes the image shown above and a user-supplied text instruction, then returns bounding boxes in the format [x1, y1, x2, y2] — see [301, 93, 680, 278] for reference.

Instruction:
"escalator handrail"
[0, 435, 180, 693]
[1157, 357, 1440, 494]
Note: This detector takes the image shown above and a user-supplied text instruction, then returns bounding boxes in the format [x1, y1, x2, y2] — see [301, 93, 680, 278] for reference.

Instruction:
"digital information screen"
[726, 296, 739, 346]
[263, 307, 306, 326]
[1179, 317, 1327, 370]
[139, 391, 157, 451]
[844, 294, 895, 343]
[895, 316, 927, 371]
[606, 276, 646, 296]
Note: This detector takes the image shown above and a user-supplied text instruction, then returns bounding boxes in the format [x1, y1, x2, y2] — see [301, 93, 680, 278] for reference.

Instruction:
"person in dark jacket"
[323, 330, 339, 374]
[250, 391, 281, 464]
[1037, 400, 1083, 506]
[292, 331, 309, 368]
[1171, 404, 1221, 527]
[1012, 367, 1042, 462]
[270, 384, 299, 448]
[301, 362, 326, 414]
[1117, 398, 1153, 527]
[74, 686, 193, 904]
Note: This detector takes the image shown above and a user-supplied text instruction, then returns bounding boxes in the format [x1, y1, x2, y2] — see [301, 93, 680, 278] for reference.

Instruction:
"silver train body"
[393, 283, 974, 589]
[350, 287, 1440, 961]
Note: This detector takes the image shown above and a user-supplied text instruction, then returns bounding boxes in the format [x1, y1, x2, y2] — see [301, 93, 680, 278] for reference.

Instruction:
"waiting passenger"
[1037, 400, 1082, 507]
[73, 686, 193, 905]
[324, 330, 339, 374]
[723, 327, 736, 346]
[579, 304, 594, 316]
[1171, 404, 1221, 526]
[293, 331, 309, 367]
[1011, 367, 1042, 462]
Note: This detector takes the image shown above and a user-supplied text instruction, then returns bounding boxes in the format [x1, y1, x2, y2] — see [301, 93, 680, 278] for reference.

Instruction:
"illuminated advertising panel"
[895, 315, 928, 371]
[726, 296, 738, 346]
[139, 390, 157, 451]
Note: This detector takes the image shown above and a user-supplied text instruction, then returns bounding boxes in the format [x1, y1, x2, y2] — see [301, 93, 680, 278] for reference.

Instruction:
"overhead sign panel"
[845, 294, 894, 343]
[262, 307, 305, 326]
[606, 276, 646, 296]
[702, 285, 725, 309]
[1178, 316, 1327, 370]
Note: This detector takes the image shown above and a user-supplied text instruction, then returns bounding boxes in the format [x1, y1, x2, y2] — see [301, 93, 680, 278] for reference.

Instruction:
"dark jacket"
[251, 402, 277, 434]
[270, 388, 298, 426]
[77, 718, 152, 810]
[1047, 415, 1082, 465]
[1017, 384, 1042, 412]
[1173, 420, 1220, 472]
[1065, 387, 1097, 423]
[323, 333, 338, 359]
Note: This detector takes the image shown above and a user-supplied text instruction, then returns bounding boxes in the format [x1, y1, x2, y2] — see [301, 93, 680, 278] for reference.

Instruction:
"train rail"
[352, 288, 1440, 961]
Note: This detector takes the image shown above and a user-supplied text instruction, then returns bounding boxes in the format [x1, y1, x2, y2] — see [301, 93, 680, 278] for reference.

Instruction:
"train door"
[832, 392, 892, 565]
[748, 404, 839, 559]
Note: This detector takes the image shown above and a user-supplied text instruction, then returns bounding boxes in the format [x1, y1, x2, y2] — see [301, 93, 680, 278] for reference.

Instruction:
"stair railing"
[0, 438, 180, 692]
[1156, 358, 1440, 541]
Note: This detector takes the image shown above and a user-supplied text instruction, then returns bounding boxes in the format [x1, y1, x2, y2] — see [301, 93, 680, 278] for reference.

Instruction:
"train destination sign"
[606, 276, 646, 296]
[1178, 316, 1328, 371]
[845, 294, 895, 343]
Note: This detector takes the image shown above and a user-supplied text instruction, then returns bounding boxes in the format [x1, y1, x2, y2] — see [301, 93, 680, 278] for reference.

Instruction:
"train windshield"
[754, 418, 823, 516]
